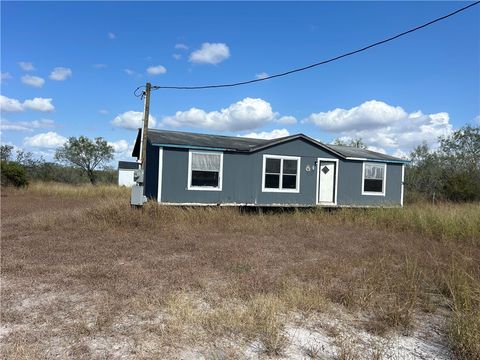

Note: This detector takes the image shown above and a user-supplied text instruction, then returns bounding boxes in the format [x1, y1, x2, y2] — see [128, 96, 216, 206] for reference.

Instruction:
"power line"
[134, 1, 479, 96]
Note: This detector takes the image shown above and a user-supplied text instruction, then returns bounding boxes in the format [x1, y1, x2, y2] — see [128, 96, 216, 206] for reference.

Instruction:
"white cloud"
[112, 111, 157, 130]
[162, 97, 275, 132]
[21, 75, 45, 88]
[306, 100, 453, 154]
[172, 54, 182, 60]
[307, 100, 407, 132]
[24, 131, 67, 148]
[108, 32, 116, 39]
[108, 139, 133, 154]
[255, 72, 269, 79]
[99, 109, 109, 115]
[23, 98, 55, 112]
[1, 119, 55, 132]
[1, 72, 12, 82]
[1, 96, 54, 113]
[240, 128, 290, 140]
[366, 145, 386, 154]
[189, 43, 230, 65]
[93, 64, 107, 69]
[146, 65, 167, 75]
[108, 139, 135, 161]
[0, 95, 24, 112]
[124, 69, 136, 76]
[175, 43, 189, 50]
[18, 61, 35, 71]
[108, 139, 130, 153]
[392, 149, 409, 159]
[49, 67, 72, 81]
[276, 115, 297, 125]
[475, 115, 480, 124]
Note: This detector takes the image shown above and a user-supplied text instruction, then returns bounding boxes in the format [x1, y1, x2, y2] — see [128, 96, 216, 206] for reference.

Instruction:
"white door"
[318, 162, 335, 204]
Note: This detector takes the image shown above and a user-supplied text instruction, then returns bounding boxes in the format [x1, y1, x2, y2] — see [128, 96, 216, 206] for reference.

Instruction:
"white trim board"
[316, 158, 339, 206]
[261, 154, 301, 193]
[151, 202, 403, 208]
[361, 162, 387, 196]
[157, 147, 163, 202]
[187, 150, 223, 191]
[401, 164, 405, 207]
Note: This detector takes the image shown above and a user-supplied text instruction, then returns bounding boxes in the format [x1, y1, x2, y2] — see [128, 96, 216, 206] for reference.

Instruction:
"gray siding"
[153, 138, 403, 206]
[144, 141, 159, 200]
[336, 161, 403, 206]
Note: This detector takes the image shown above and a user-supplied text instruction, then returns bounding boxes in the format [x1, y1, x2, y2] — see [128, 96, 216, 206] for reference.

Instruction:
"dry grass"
[21, 181, 130, 198]
[1, 183, 479, 358]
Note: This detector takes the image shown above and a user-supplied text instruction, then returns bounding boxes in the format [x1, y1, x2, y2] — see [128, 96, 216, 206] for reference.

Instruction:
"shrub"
[1, 161, 29, 188]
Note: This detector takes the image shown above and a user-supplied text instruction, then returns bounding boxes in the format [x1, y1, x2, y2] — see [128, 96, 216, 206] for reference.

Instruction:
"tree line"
[1, 136, 116, 187]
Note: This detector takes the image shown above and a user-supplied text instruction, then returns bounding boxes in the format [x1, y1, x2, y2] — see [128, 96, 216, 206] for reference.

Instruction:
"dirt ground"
[1, 187, 473, 359]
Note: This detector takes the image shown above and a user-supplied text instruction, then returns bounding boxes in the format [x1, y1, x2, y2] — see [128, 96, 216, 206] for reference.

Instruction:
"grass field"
[1, 183, 479, 359]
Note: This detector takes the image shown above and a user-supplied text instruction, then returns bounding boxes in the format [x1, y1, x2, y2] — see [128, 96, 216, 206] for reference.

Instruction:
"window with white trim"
[263, 155, 300, 192]
[188, 151, 223, 190]
[363, 162, 386, 195]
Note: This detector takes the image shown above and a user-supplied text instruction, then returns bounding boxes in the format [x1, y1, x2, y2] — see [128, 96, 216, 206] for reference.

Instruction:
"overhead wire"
[134, 1, 479, 96]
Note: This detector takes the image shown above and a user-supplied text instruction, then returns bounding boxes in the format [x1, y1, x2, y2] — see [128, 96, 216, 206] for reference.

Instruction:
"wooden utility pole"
[130, 82, 152, 207]
[141, 82, 152, 171]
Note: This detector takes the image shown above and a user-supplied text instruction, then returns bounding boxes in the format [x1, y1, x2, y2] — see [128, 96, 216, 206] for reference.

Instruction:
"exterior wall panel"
[144, 141, 159, 200]
[336, 160, 402, 206]
[154, 138, 403, 207]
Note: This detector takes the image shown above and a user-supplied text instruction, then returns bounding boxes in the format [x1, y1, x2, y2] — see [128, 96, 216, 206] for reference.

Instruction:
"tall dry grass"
[86, 198, 479, 358]
[21, 181, 130, 199]
[2, 183, 479, 358]
[332, 203, 480, 245]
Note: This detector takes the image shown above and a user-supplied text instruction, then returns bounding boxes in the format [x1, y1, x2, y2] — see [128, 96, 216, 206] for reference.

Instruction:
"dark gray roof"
[328, 145, 406, 162]
[118, 161, 139, 170]
[147, 129, 267, 151]
[132, 129, 408, 163]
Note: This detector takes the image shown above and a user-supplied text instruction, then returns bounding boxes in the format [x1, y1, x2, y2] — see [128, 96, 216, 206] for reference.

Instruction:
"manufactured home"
[118, 161, 139, 187]
[132, 129, 408, 207]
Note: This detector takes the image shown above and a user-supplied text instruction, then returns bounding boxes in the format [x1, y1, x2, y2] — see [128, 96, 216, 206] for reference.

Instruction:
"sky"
[1, 1, 479, 164]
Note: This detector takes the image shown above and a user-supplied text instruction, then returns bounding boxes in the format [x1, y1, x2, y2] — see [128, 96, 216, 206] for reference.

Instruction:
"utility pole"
[141, 82, 152, 170]
[131, 82, 152, 207]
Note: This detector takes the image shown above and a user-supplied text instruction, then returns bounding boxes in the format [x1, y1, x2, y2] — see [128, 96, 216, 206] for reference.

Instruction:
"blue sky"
[1, 1, 479, 162]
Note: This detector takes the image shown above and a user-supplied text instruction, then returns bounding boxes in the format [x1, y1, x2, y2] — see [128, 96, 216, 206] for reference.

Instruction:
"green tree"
[439, 125, 480, 171]
[1, 144, 13, 162]
[406, 125, 480, 202]
[406, 142, 442, 202]
[55, 136, 114, 185]
[1, 161, 29, 188]
[439, 125, 480, 201]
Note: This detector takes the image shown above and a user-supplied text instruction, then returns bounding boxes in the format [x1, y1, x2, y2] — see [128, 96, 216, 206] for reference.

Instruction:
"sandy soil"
[0, 188, 458, 359]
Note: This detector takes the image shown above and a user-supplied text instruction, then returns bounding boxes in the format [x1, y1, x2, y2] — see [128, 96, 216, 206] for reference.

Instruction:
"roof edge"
[251, 134, 347, 159]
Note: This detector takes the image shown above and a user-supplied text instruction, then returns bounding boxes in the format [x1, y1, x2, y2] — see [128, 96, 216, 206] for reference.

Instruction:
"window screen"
[190, 152, 222, 188]
[264, 157, 299, 191]
[363, 163, 385, 193]
[265, 158, 281, 189]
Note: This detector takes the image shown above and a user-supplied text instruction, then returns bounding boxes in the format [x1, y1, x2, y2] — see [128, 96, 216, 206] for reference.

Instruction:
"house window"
[262, 155, 300, 192]
[362, 162, 386, 195]
[188, 151, 223, 191]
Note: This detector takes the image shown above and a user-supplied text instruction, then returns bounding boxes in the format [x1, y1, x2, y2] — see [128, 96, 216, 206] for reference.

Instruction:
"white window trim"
[262, 154, 301, 193]
[157, 147, 163, 202]
[187, 150, 223, 191]
[316, 158, 339, 205]
[362, 162, 387, 196]
[401, 164, 405, 207]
